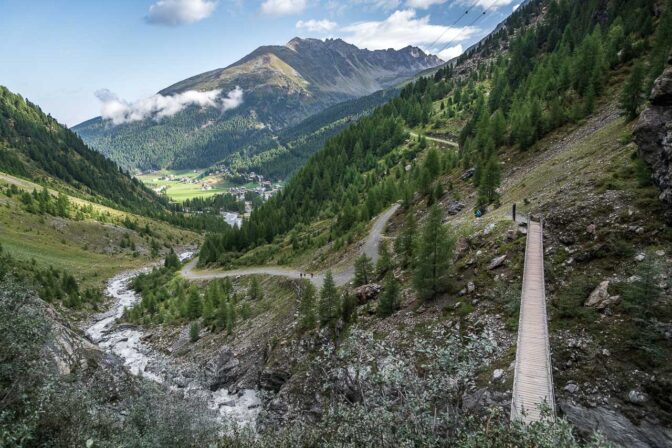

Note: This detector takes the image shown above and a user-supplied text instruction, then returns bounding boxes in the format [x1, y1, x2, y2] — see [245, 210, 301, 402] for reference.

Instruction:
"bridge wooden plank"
[511, 220, 556, 423]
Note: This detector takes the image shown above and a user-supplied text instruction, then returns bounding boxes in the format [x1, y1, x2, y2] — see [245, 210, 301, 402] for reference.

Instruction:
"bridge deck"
[511, 219, 555, 423]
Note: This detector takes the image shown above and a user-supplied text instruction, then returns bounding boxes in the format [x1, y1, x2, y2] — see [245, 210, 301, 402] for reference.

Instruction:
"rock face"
[205, 348, 241, 391]
[560, 400, 672, 448]
[634, 54, 672, 221]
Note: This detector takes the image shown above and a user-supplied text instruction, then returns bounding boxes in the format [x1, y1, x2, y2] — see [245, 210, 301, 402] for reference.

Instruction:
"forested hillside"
[200, 0, 670, 264]
[0, 86, 164, 212]
[215, 87, 401, 180]
[74, 39, 442, 174]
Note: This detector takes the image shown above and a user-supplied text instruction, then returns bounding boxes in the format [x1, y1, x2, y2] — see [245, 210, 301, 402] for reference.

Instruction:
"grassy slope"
[0, 172, 200, 289]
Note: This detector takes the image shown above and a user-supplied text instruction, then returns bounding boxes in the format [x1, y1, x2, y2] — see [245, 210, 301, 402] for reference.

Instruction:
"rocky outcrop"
[205, 347, 241, 391]
[353, 283, 382, 303]
[634, 54, 672, 221]
[584, 280, 621, 311]
[560, 400, 672, 448]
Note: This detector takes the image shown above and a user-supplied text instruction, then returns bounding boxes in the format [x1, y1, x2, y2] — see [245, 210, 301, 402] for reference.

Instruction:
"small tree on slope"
[413, 205, 455, 302]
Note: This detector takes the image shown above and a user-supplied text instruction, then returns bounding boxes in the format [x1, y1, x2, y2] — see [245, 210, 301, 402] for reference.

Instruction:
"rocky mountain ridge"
[74, 38, 442, 172]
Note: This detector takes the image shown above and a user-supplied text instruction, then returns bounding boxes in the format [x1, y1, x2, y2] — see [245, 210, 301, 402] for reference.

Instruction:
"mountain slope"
[74, 38, 442, 173]
[0, 86, 163, 212]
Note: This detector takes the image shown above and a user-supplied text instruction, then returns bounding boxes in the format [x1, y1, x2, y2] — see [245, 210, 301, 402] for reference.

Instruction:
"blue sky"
[0, 0, 519, 126]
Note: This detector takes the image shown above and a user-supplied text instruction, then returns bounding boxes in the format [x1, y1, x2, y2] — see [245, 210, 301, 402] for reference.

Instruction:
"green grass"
[136, 169, 234, 202]
[0, 173, 200, 289]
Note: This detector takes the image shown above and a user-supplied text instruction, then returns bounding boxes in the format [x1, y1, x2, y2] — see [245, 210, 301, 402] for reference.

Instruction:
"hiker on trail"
[475, 209, 482, 218]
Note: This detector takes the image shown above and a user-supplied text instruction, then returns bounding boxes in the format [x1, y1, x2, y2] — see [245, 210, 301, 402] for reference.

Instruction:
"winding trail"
[181, 203, 400, 288]
[408, 131, 459, 147]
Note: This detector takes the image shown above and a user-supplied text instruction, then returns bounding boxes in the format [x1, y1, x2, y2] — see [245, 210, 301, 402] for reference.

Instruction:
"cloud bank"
[435, 44, 463, 61]
[260, 0, 306, 16]
[95, 87, 243, 125]
[340, 9, 478, 50]
[146, 0, 217, 26]
[296, 19, 338, 32]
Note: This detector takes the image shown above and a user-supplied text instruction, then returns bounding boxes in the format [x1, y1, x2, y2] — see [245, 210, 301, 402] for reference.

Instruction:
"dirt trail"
[408, 131, 459, 147]
[181, 203, 400, 288]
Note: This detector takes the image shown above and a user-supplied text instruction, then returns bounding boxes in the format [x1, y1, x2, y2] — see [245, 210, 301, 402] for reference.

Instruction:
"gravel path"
[181, 203, 400, 288]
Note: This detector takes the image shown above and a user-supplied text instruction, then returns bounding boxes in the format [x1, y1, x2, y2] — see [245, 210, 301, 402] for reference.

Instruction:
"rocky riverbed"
[84, 254, 261, 428]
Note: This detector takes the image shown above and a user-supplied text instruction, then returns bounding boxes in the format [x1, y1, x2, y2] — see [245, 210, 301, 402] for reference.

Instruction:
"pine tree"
[354, 254, 374, 286]
[216, 300, 229, 331]
[424, 147, 441, 178]
[376, 240, 393, 279]
[298, 281, 317, 331]
[620, 61, 645, 121]
[226, 301, 235, 335]
[341, 292, 357, 324]
[477, 155, 502, 207]
[189, 321, 200, 342]
[318, 271, 339, 328]
[413, 205, 455, 301]
[164, 248, 180, 269]
[248, 276, 263, 300]
[395, 211, 416, 268]
[186, 289, 201, 320]
[378, 273, 400, 317]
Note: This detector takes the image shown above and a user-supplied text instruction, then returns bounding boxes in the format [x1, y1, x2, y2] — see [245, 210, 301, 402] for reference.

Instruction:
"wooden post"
[512, 203, 517, 222]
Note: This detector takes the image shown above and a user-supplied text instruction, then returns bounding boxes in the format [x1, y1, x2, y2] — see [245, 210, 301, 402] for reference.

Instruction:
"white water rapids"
[84, 252, 261, 428]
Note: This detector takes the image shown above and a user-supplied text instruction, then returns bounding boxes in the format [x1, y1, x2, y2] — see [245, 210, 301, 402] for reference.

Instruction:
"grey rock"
[488, 254, 507, 270]
[353, 283, 382, 303]
[492, 368, 504, 382]
[584, 281, 620, 310]
[205, 348, 240, 391]
[627, 390, 648, 405]
[635, 253, 646, 262]
[560, 399, 672, 448]
[461, 168, 475, 180]
[564, 383, 580, 394]
[447, 201, 465, 215]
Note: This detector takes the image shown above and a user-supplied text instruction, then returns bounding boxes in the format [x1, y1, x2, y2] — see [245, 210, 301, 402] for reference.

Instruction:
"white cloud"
[95, 87, 243, 125]
[436, 44, 463, 60]
[408, 0, 512, 9]
[260, 0, 306, 16]
[350, 0, 402, 11]
[146, 0, 217, 26]
[406, 0, 446, 9]
[462, 0, 513, 8]
[296, 19, 337, 32]
[339, 9, 478, 50]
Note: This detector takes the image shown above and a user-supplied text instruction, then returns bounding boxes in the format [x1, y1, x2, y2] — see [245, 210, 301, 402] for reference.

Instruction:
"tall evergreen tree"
[186, 289, 201, 320]
[620, 61, 646, 121]
[354, 254, 374, 286]
[413, 205, 455, 301]
[477, 155, 502, 207]
[395, 211, 416, 268]
[378, 273, 400, 317]
[376, 240, 393, 279]
[318, 271, 340, 328]
[298, 281, 317, 331]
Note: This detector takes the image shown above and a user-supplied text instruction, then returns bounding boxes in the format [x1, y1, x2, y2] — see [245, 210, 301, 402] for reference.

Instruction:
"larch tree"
[298, 281, 317, 331]
[413, 205, 455, 302]
[318, 271, 340, 329]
